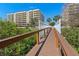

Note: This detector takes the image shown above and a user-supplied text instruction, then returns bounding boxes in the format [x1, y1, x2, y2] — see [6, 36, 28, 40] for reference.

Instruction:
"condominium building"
[61, 3, 79, 27]
[7, 9, 44, 27]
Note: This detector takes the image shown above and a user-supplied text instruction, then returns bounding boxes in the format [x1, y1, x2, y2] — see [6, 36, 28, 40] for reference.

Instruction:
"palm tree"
[47, 18, 52, 23]
[53, 15, 61, 22]
[49, 22, 55, 26]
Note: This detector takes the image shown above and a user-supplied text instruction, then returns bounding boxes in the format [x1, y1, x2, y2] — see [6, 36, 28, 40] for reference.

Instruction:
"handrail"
[0, 27, 78, 56]
[53, 28, 79, 56]
[59, 35, 79, 56]
[0, 27, 51, 49]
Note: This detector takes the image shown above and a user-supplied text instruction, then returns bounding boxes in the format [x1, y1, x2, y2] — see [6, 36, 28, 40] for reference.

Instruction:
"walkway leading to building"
[0, 27, 79, 56]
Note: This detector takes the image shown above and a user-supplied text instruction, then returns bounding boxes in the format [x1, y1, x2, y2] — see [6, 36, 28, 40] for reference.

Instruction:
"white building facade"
[7, 9, 44, 27]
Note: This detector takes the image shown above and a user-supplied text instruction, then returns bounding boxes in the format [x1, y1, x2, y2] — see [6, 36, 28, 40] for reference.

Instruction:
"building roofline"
[33, 9, 40, 11]
[7, 9, 40, 15]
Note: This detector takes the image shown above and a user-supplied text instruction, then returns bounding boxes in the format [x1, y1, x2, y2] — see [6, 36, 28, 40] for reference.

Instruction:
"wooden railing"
[52, 28, 79, 56]
[0, 27, 78, 56]
[0, 27, 51, 49]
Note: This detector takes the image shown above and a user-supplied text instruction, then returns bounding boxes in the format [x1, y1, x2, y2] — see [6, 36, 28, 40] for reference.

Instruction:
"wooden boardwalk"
[38, 30, 61, 56]
[27, 28, 78, 56]
[27, 30, 61, 56]
[0, 27, 78, 56]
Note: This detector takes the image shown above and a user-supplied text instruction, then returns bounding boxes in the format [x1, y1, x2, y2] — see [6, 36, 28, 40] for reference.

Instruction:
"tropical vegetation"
[47, 15, 61, 26]
[62, 27, 79, 53]
[0, 20, 37, 56]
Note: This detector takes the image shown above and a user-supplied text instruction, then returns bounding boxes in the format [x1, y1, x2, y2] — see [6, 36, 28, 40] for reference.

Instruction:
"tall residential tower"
[62, 3, 79, 27]
[7, 9, 44, 27]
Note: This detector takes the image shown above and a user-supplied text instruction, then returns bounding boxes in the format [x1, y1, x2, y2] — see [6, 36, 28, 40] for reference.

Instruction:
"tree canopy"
[49, 22, 55, 26]
[53, 15, 61, 22]
[47, 18, 52, 23]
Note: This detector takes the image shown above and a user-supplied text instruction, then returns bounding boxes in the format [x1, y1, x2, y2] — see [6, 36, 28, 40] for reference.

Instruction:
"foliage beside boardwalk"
[62, 27, 79, 53]
[0, 20, 36, 55]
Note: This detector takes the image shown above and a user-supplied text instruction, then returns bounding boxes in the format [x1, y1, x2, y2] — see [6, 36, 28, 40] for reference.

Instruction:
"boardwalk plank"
[38, 30, 61, 56]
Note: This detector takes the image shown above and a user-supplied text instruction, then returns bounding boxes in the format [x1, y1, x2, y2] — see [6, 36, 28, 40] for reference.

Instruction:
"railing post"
[47, 28, 49, 34]
[46, 28, 49, 36]
[47, 28, 50, 34]
[35, 32, 39, 45]
[44, 29, 46, 38]
[46, 29, 47, 36]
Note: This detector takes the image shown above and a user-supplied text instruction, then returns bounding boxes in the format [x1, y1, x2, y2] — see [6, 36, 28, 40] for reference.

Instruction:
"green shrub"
[0, 20, 36, 55]
[62, 27, 79, 53]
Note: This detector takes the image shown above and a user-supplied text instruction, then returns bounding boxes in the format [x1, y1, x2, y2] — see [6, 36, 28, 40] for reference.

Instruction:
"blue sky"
[0, 3, 64, 22]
